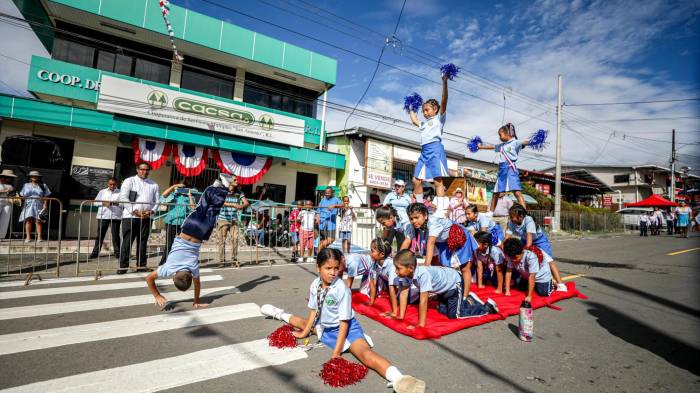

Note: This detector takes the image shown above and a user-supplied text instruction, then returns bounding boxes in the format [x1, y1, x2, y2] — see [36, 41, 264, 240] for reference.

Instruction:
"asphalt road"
[0, 233, 698, 393]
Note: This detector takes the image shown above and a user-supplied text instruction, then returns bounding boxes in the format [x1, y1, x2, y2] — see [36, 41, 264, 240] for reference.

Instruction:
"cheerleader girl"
[464, 205, 504, 246]
[473, 231, 506, 291]
[505, 204, 566, 292]
[261, 248, 425, 393]
[475, 123, 529, 210]
[402, 203, 478, 290]
[407, 72, 450, 204]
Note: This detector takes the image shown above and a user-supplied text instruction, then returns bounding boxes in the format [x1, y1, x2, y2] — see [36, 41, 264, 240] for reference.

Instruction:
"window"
[614, 174, 630, 184]
[180, 57, 235, 98]
[244, 72, 317, 117]
[134, 58, 170, 85]
[52, 38, 95, 67]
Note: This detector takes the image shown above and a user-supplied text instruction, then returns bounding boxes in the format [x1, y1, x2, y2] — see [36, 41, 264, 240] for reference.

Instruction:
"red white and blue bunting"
[132, 137, 171, 170]
[213, 150, 272, 185]
[173, 143, 208, 177]
[159, 0, 184, 62]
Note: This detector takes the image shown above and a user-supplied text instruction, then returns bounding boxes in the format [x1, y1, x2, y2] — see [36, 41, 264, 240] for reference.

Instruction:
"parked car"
[616, 207, 667, 230]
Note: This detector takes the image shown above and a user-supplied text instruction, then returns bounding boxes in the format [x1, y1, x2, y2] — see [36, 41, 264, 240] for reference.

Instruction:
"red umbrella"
[625, 194, 679, 207]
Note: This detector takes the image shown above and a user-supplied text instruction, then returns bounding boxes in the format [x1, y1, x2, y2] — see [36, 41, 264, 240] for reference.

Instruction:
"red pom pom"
[524, 245, 544, 265]
[447, 224, 466, 251]
[267, 324, 297, 348]
[320, 357, 369, 388]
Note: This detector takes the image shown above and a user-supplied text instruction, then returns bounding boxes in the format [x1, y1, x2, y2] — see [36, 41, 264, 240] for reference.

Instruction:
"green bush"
[522, 183, 615, 216]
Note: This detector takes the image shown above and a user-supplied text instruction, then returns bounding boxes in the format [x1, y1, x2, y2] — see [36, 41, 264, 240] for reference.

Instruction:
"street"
[0, 234, 698, 393]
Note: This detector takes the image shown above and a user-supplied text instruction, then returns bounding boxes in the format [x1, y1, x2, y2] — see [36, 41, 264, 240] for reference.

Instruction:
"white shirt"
[299, 209, 316, 231]
[94, 188, 123, 220]
[419, 113, 446, 145]
[118, 176, 160, 219]
[433, 196, 450, 219]
[307, 277, 354, 329]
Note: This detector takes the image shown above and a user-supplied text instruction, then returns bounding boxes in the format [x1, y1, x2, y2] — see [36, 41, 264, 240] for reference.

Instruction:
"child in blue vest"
[505, 204, 566, 292]
[464, 205, 504, 246]
[393, 250, 499, 329]
[261, 248, 426, 393]
[473, 230, 506, 291]
[146, 174, 234, 309]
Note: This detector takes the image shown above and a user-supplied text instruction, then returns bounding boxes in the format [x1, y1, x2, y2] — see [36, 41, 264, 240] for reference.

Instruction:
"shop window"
[244, 72, 317, 117]
[180, 57, 235, 98]
[613, 174, 630, 184]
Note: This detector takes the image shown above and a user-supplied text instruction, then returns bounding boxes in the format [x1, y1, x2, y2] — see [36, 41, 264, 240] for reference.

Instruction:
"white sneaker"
[306, 257, 315, 263]
[393, 375, 426, 393]
[260, 304, 284, 320]
[486, 298, 500, 313]
[467, 291, 485, 305]
[556, 283, 568, 292]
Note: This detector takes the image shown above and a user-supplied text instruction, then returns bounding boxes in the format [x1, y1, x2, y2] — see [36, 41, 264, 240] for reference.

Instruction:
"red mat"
[352, 281, 587, 339]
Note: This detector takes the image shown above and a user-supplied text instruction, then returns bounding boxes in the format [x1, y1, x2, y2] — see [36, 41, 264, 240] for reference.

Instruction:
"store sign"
[467, 183, 489, 205]
[36, 69, 101, 91]
[536, 183, 551, 195]
[602, 195, 613, 207]
[365, 139, 393, 189]
[27, 56, 102, 103]
[97, 75, 305, 147]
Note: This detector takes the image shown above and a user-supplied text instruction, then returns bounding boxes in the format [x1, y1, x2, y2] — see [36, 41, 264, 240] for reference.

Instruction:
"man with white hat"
[0, 169, 17, 239]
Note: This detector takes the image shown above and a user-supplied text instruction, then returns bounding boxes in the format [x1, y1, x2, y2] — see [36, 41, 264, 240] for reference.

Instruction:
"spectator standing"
[676, 201, 691, 238]
[666, 209, 675, 235]
[639, 212, 649, 236]
[18, 170, 50, 243]
[317, 187, 343, 252]
[0, 169, 17, 239]
[448, 187, 469, 224]
[492, 193, 514, 231]
[338, 196, 355, 254]
[89, 177, 122, 258]
[289, 200, 301, 262]
[216, 178, 248, 267]
[118, 162, 160, 274]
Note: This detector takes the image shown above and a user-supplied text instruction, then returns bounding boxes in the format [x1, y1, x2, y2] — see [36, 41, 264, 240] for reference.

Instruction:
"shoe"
[467, 291, 485, 306]
[36, 239, 44, 243]
[306, 257, 315, 263]
[260, 304, 284, 320]
[116, 270, 127, 275]
[88, 253, 99, 259]
[556, 283, 568, 292]
[393, 375, 426, 393]
[24, 239, 31, 243]
[486, 298, 500, 314]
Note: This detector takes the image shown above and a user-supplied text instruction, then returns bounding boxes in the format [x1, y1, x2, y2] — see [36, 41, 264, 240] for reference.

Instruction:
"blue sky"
[1, 0, 698, 171]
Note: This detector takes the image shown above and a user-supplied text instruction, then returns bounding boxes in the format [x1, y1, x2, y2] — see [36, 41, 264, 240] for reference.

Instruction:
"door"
[294, 172, 317, 203]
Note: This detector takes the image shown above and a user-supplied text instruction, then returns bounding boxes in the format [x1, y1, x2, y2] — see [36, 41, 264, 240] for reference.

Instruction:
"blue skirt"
[494, 162, 521, 192]
[525, 235, 553, 257]
[320, 318, 368, 352]
[490, 224, 504, 246]
[414, 141, 449, 181]
[436, 226, 478, 268]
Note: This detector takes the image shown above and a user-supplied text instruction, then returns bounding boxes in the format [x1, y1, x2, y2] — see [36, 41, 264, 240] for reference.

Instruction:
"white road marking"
[0, 286, 240, 320]
[0, 303, 261, 356]
[0, 275, 223, 300]
[0, 269, 215, 288]
[0, 339, 307, 393]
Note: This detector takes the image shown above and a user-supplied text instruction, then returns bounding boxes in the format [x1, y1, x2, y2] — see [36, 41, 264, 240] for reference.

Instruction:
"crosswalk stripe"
[0, 286, 240, 320]
[0, 275, 223, 300]
[0, 339, 307, 393]
[0, 303, 261, 356]
[0, 269, 215, 288]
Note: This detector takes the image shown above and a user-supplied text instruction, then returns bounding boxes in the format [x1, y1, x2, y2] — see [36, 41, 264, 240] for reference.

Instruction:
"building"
[326, 127, 497, 207]
[519, 169, 606, 207]
[0, 0, 345, 237]
[541, 164, 700, 208]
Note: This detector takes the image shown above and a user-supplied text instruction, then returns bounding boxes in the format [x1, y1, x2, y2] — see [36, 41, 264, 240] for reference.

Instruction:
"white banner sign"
[97, 75, 306, 147]
[365, 139, 393, 189]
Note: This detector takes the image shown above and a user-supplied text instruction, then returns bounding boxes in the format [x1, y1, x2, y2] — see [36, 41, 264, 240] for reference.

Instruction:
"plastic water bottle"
[519, 300, 533, 342]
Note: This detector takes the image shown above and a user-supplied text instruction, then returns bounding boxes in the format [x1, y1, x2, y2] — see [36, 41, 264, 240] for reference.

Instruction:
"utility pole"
[670, 128, 676, 201]
[553, 75, 563, 232]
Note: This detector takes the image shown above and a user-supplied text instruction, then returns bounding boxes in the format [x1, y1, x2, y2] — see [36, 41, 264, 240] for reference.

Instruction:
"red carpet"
[351, 281, 587, 340]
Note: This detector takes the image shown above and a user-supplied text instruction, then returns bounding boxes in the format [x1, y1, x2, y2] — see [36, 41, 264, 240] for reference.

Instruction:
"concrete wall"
[250, 160, 332, 204]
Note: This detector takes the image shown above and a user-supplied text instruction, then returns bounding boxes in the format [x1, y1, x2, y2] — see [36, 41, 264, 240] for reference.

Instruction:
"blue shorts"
[494, 162, 521, 192]
[290, 231, 299, 244]
[320, 317, 366, 351]
[535, 281, 555, 297]
[339, 231, 352, 241]
[414, 141, 449, 181]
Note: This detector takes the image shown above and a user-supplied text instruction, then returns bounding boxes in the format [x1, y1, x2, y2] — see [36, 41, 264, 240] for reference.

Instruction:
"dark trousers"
[384, 228, 406, 250]
[91, 219, 121, 256]
[640, 222, 648, 236]
[119, 218, 151, 269]
[436, 280, 490, 319]
[666, 220, 674, 235]
[159, 223, 181, 266]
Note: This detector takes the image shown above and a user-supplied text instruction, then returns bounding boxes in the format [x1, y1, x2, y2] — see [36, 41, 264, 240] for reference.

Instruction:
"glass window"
[243, 73, 318, 117]
[114, 54, 133, 75]
[134, 58, 170, 84]
[52, 38, 94, 67]
[96, 51, 115, 72]
[181, 67, 234, 98]
[614, 174, 630, 184]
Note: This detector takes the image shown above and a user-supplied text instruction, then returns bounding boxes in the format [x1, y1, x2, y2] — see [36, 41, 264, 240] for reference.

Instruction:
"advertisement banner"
[97, 75, 305, 147]
[602, 195, 613, 207]
[366, 139, 393, 189]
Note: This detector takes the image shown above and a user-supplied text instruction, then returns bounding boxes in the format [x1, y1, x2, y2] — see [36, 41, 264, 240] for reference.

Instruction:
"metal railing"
[529, 209, 625, 234]
[0, 196, 64, 281]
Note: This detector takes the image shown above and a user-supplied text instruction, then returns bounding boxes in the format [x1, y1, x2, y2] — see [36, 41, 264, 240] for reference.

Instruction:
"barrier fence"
[0, 197, 64, 281]
[528, 210, 625, 234]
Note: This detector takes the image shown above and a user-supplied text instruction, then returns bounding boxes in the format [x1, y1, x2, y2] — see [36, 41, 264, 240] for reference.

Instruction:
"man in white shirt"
[89, 178, 122, 259]
[118, 162, 160, 274]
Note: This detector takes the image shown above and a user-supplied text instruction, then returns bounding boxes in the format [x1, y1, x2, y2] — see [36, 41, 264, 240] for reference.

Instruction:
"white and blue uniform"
[494, 139, 524, 192]
[157, 237, 201, 278]
[414, 114, 449, 181]
[474, 246, 505, 283]
[506, 216, 553, 256]
[383, 192, 412, 230]
[406, 216, 478, 268]
[465, 213, 504, 245]
[345, 253, 375, 296]
[308, 277, 371, 351]
[371, 258, 419, 303]
[507, 249, 555, 297]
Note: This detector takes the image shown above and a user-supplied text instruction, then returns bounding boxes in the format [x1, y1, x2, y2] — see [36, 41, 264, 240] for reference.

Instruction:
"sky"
[1, 0, 699, 172]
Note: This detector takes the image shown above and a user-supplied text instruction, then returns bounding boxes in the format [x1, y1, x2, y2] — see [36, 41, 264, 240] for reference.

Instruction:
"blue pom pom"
[403, 92, 423, 113]
[467, 136, 483, 153]
[527, 129, 548, 151]
[440, 63, 460, 80]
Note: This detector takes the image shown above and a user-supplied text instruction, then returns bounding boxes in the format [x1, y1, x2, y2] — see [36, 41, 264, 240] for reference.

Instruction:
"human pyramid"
[151, 64, 563, 392]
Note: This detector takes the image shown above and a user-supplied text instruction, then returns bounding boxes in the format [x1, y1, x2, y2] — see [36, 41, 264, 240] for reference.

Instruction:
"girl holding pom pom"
[261, 248, 425, 393]
[406, 71, 451, 204]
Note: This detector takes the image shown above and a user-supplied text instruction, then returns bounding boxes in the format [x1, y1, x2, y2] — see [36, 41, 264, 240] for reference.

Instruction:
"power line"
[567, 116, 700, 122]
[564, 97, 700, 106]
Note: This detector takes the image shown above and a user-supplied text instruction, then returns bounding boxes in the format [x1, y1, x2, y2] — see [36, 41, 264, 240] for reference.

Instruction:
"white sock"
[415, 193, 423, 203]
[385, 365, 403, 383]
[280, 313, 291, 323]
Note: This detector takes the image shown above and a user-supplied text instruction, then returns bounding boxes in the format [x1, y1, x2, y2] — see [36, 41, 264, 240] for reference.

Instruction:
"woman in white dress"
[18, 170, 51, 242]
[0, 169, 17, 239]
